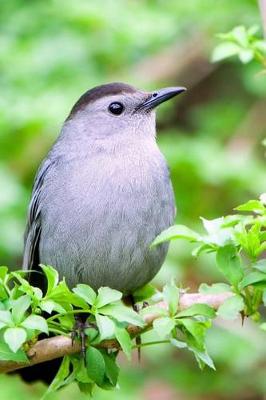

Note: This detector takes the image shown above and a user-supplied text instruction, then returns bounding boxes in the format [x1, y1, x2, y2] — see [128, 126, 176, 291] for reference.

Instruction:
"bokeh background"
[0, 0, 266, 399]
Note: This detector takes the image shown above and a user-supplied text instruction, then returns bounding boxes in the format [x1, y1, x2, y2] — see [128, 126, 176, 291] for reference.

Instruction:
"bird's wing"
[23, 158, 52, 272]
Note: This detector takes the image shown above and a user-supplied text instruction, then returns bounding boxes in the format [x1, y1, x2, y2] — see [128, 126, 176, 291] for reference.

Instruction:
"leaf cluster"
[212, 25, 266, 68]
[152, 195, 266, 323]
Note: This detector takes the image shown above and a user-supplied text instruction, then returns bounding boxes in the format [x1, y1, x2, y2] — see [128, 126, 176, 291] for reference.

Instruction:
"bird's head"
[63, 82, 186, 144]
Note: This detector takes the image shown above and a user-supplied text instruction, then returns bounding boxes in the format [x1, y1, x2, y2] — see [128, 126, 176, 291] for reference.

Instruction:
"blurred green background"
[0, 0, 265, 399]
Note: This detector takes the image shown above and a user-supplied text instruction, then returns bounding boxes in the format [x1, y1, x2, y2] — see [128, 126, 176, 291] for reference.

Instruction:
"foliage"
[0, 198, 264, 396]
[212, 25, 266, 68]
[0, 264, 217, 397]
[153, 195, 266, 323]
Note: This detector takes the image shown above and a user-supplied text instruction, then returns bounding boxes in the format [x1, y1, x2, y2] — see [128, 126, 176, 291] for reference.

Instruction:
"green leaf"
[95, 287, 122, 308]
[0, 267, 8, 281]
[212, 42, 240, 62]
[0, 340, 28, 362]
[217, 295, 244, 320]
[78, 382, 94, 394]
[253, 260, 266, 273]
[72, 284, 97, 306]
[102, 351, 120, 387]
[100, 303, 144, 327]
[21, 315, 48, 334]
[133, 284, 156, 302]
[235, 200, 265, 214]
[170, 338, 187, 348]
[216, 245, 244, 287]
[201, 217, 233, 246]
[151, 225, 201, 247]
[86, 346, 105, 386]
[178, 319, 206, 349]
[43, 356, 71, 398]
[176, 304, 215, 319]
[4, 327, 27, 352]
[11, 295, 31, 325]
[199, 283, 231, 294]
[162, 281, 179, 316]
[190, 348, 216, 370]
[40, 300, 66, 314]
[40, 265, 59, 295]
[114, 326, 132, 360]
[95, 314, 115, 340]
[232, 25, 249, 46]
[153, 317, 175, 339]
[0, 310, 13, 327]
[49, 281, 87, 309]
[239, 49, 254, 63]
[239, 271, 266, 289]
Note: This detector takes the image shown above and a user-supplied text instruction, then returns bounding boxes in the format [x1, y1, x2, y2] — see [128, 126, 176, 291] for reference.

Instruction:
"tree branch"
[0, 291, 232, 374]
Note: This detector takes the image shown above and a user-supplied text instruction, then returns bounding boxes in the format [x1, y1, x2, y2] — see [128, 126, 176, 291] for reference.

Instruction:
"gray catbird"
[23, 82, 186, 294]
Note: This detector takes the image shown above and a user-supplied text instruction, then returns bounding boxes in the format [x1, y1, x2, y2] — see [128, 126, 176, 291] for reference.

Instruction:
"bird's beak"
[136, 86, 186, 111]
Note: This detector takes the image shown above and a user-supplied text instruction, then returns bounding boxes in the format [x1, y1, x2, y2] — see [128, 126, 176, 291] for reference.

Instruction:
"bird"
[23, 82, 186, 295]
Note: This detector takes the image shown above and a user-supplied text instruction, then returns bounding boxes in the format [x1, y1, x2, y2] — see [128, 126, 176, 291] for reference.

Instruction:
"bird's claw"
[71, 315, 97, 360]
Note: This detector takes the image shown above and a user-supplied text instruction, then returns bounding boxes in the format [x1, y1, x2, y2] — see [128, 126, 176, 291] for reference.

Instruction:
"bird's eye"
[108, 102, 124, 115]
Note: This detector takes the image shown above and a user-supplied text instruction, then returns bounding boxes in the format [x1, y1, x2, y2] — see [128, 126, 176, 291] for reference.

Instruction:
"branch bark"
[0, 291, 232, 374]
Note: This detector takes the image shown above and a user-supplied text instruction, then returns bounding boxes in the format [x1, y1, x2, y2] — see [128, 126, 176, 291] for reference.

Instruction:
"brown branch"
[0, 291, 232, 374]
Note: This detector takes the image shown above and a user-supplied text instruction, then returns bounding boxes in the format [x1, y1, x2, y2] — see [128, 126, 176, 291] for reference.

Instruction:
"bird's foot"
[71, 315, 97, 360]
[122, 295, 149, 362]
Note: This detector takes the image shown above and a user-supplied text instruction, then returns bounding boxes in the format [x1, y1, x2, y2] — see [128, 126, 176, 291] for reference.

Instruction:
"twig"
[0, 291, 232, 374]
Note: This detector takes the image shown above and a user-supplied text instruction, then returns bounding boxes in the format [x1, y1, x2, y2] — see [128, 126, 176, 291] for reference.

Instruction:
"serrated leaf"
[99, 303, 144, 327]
[217, 295, 244, 320]
[162, 281, 179, 316]
[72, 284, 96, 306]
[153, 317, 175, 339]
[86, 346, 105, 385]
[95, 314, 115, 340]
[95, 287, 122, 308]
[21, 315, 48, 334]
[199, 283, 231, 294]
[151, 225, 201, 247]
[40, 265, 59, 295]
[114, 326, 132, 360]
[4, 327, 27, 352]
[11, 295, 31, 325]
[216, 245, 244, 287]
[177, 304, 215, 319]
